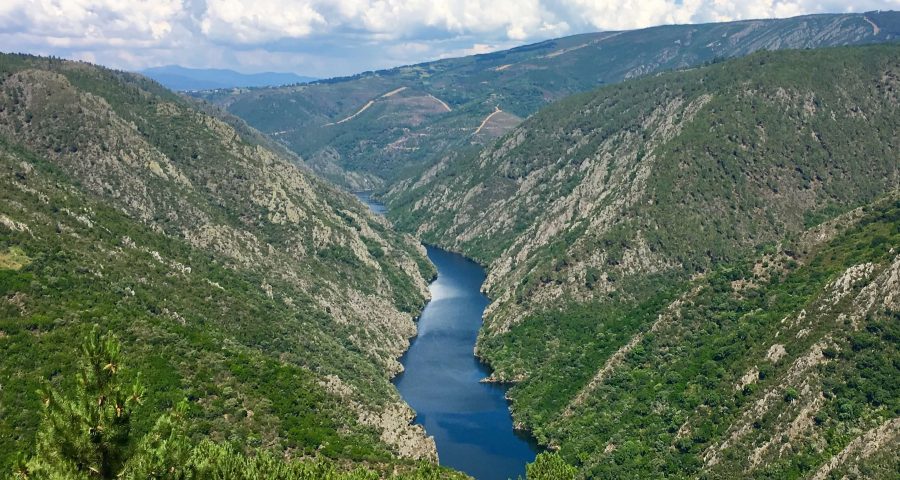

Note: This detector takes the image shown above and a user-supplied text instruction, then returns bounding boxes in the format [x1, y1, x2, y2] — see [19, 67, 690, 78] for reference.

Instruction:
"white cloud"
[200, 0, 326, 43]
[0, 0, 185, 46]
[1, 0, 897, 76]
[195, 0, 562, 43]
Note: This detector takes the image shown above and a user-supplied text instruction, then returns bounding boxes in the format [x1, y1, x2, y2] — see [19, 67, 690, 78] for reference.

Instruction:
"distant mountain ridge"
[200, 11, 900, 189]
[141, 65, 316, 91]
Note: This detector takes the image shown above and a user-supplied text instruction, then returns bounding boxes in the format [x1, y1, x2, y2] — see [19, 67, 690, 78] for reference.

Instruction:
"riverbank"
[355, 193, 540, 480]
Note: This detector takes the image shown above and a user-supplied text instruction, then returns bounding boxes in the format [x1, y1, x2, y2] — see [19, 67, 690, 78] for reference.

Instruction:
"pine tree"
[18, 325, 145, 479]
[524, 452, 577, 480]
[120, 401, 192, 480]
[11, 326, 468, 479]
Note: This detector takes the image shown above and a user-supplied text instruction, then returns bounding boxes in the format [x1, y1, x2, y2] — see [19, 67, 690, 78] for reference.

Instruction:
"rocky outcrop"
[384, 46, 900, 478]
[213, 12, 899, 190]
[0, 54, 437, 464]
[387, 45, 900, 347]
[320, 375, 437, 461]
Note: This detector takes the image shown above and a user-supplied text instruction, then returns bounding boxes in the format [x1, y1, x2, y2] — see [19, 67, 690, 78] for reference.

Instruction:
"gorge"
[3, 9, 900, 480]
[358, 193, 540, 479]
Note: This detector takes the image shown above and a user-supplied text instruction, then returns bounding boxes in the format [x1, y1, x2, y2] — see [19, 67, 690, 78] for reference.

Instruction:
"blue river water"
[355, 193, 539, 480]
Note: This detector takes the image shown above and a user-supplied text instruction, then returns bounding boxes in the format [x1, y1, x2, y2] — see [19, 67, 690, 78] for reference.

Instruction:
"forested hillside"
[385, 45, 900, 477]
[201, 11, 900, 189]
[4, 15, 900, 480]
[542, 194, 900, 478]
[0, 53, 443, 474]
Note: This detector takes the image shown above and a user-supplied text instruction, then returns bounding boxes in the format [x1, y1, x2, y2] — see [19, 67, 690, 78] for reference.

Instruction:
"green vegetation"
[523, 453, 577, 480]
[552, 196, 900, 479]
[2, 22, 899, 480]
[21, 326, 145, 479]
[471, 195, 900, 479]
[389, 44, 900, 333]
[385, 45, 900, 477]
[203, 12, 900, 188]
[0, 53, 435, 473]
[14, 328, 465, 479]
[0, 246, 30, 270]
[482, 275, 684, 428]
[390, 44, 900, 269]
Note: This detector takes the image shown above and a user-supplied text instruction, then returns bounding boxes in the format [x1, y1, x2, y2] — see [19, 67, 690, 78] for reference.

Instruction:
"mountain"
[383, 45, 900, 477]
[198, 11, 900, 189]
[0, 53, 449, 473]
[141, 65, 316, 91]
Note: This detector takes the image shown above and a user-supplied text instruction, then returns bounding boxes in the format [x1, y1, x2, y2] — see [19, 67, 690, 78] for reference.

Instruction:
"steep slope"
[201, 11, 900, 188]
[384, 45, 900, 476]
[548, 194, 900, 478]
[389, 45, 900, 333]
[0, 54, 438, 471]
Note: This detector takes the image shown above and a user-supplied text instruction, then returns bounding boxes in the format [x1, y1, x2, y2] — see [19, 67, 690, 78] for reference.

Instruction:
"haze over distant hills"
[200, 11, 900, 190]
[140, 65, 317, 91]
[3, 5, 900, 479]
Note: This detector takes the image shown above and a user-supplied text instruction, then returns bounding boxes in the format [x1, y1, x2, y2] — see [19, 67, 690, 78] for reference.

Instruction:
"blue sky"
[1, 0, 897, 78]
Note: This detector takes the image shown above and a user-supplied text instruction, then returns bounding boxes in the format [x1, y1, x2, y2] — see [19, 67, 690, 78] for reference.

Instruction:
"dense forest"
[385, 45, 900, 478]
[3, 12, 900, 480]
[15, 325, 576, 479]
[0, 53, 442, 475]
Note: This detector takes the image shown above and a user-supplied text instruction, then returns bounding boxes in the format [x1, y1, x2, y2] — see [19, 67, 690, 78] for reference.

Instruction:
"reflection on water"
[394, 247, 540, 480]
[356, 192, 539, 480]
[354, 191, 387, 216]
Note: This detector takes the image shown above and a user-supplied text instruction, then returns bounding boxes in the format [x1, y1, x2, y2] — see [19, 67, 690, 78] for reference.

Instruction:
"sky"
[2, 0, 898, 78]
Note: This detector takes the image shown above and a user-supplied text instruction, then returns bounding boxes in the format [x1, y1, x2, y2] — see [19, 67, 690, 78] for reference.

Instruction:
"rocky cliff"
[0, 54, 438, 469]
[385, 45, 900, 477]
[205, 11, 899, 188]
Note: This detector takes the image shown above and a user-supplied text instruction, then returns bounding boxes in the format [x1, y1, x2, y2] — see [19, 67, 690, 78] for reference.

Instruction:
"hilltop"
[200, 11, 900, 189]
[0, 53, 442, 473]
[384, 45, 900, 477]
[140, 65, 316, 91]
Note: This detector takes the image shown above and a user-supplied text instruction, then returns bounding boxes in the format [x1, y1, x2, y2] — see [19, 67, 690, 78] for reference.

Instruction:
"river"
[355, 193, 539, 480]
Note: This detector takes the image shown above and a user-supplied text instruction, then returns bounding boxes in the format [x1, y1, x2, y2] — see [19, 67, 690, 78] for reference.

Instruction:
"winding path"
[324, 86, 451, 126]
[428, 94, 452, 112]
[324, 100, 376, 126]
[474, 106, 503, 135]
[864, 16, 881, 35]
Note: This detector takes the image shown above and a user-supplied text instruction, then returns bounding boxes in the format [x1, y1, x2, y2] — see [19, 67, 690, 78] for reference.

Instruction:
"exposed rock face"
[526, 193, 900, 478]
[383, 46, 900, 477]
[702, 251, 900, 474]
[387, 46, 900, 345]
[363, 403, 438, 462]
[210, 11, 900, 189]
[0, 55, 436, 462]
[0, 66, 435, 376]
[321, 375, 438, 461]
[809, 417, 900, 480]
